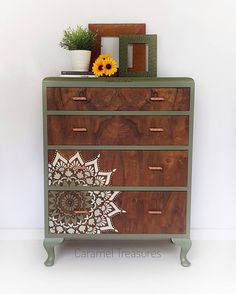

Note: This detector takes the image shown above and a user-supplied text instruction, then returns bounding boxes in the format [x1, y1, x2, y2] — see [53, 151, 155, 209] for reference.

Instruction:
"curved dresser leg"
[43, 238, 64, 266]
[171, 238, 192, 267]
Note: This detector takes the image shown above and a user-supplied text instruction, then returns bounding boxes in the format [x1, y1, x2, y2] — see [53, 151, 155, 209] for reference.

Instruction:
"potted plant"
[60, 25, 96, 71]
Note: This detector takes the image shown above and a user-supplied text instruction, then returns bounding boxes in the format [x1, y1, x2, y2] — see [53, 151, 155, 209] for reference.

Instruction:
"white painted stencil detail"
[48, 151, 125, 234]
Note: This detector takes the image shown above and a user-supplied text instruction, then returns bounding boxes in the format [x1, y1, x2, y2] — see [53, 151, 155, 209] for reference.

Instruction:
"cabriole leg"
[171, 238, 192, 267]
[43, 238, 64, 266]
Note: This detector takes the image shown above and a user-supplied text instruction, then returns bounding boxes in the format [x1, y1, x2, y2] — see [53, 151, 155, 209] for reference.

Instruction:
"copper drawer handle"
[72, 96, 87, 101]
[148, 166, 163, 171]
[148, 210, 162, 215]
[72, 128, 87, 132]
[150, 97, 165, 101]
[149, 128, 164, 132]
[74, 210, 88, 214]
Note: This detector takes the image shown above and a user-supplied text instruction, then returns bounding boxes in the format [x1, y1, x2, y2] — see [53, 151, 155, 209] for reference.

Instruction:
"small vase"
[71, 50, 91, 71]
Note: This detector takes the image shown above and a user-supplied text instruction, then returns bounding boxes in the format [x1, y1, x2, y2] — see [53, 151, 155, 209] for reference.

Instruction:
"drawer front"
[47, 87, 190, 111]
[48, 150, 188, 187]
[113, 192, 187, 234]
[48, 191, 187, 234]
[48, 115, 189, 146]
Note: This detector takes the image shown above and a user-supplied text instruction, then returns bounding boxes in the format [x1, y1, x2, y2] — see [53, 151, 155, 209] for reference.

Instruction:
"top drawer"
[47, 87, 190, 111]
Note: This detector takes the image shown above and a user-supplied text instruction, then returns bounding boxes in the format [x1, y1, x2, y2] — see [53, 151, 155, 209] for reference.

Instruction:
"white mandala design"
[48, 151, 125, 234]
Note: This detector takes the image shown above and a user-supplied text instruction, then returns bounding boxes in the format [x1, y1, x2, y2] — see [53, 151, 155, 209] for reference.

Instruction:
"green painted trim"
[185, 82, 194, 235]
[48, 145, 189, 151]
[47, 186, 188, 192]
[119, 35, 157, 77]
[47, 110, 190, 116]
[43, 77, 194, 88]
[43, 84, 49, 237]
[45, 234, 189, 240]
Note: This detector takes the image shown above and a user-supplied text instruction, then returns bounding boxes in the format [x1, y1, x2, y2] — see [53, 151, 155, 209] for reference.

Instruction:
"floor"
[0, 240, 235, 294]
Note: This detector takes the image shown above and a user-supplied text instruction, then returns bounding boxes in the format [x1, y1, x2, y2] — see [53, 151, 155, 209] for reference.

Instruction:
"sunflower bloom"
[103, 57, 117, 76]
[98, 54, 112, 60]
[92, 59, 104, 77]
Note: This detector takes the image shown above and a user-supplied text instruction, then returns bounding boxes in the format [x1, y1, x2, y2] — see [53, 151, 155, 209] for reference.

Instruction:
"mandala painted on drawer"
[48, 151, 126, 234]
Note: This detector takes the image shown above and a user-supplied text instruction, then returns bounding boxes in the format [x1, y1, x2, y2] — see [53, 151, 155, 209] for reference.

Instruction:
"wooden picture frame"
[88, 23, 146, 72]
[119, 35, 157, 77]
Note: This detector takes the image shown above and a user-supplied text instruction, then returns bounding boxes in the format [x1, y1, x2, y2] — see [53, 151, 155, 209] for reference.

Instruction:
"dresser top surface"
[43, 77, 194, 88]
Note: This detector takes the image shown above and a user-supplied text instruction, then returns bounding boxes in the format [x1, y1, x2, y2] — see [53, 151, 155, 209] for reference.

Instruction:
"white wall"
[0, 0, 236, 230]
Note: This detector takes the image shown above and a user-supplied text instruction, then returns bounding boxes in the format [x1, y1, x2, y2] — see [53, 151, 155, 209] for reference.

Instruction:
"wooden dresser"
[42, 77, 194, 267]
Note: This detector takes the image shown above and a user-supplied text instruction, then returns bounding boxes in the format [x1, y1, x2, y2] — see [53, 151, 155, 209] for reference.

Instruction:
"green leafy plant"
[60, 25, 96, 51]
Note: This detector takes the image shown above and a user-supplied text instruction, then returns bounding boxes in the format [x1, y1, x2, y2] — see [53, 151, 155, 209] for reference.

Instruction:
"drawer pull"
[74, 210, 88, 214]
[148, 166, 163, 171]
[149, 128, 164, 132]
[150, 97, 165, 101]
[72, 96, 87, 101]
[72, 128, 87, 132]
[148, 210, 162, 215]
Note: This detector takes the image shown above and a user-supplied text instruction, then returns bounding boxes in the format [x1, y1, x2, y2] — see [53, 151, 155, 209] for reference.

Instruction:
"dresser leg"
[171, 238, 192, 267]
[43, 238, 64, 266]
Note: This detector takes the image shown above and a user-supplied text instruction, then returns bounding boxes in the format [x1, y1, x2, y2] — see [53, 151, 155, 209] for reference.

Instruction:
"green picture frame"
[119, 34, 157, 77]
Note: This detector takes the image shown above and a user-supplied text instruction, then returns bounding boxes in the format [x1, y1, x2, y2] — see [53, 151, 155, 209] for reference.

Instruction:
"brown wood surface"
[47, 189, 186, 234]
[48, 150, 188, 186]
[112, 191, 187, 234]
[88, 23, 146, 72]
[47, 87, 190, 111]
[47, 115, 189, 146]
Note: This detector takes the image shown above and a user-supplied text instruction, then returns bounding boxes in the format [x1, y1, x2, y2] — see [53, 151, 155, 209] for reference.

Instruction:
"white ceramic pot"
[71, 50, 91, 71]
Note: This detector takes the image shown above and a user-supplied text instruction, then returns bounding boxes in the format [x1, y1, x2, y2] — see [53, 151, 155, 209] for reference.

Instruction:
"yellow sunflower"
[92, 59, 105, 77]
[98, 54, 112, 61]
[103, 57, 117, 76]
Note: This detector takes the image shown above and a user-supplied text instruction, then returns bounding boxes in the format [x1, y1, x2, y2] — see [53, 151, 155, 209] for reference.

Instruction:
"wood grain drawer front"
[48, 191, 187, 235]
[47, 87, 190, 111]
[113, 192, 187, 234]
[48, 150, 188, 187]
[47, 115, 189, 146]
